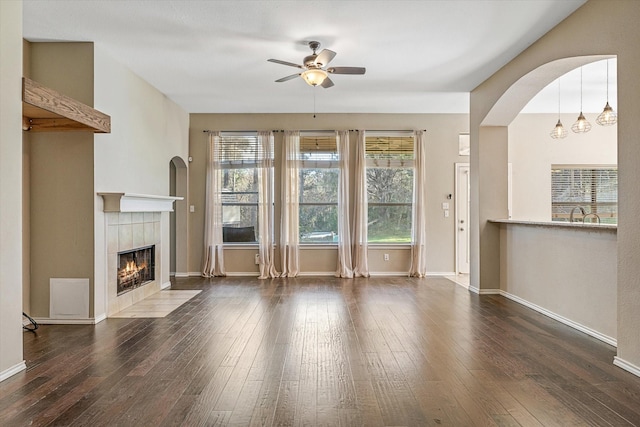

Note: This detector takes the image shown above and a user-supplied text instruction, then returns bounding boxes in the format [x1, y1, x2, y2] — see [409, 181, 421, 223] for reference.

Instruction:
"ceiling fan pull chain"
[313, 88, 317, 118]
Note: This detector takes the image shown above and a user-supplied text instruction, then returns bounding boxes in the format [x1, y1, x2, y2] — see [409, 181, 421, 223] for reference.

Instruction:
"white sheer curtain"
[257, 131, 279, 279]
[409, 130, 428, 277]
[202, 131, 226, 277]
[335, 130, 353, 278]
[352, 130, 369, 277]
[280, 130, 300, 277]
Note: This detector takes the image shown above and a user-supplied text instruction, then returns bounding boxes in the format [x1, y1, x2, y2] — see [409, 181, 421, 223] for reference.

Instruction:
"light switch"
[442, 202, 449, 210]
[189, 205, 195, 212]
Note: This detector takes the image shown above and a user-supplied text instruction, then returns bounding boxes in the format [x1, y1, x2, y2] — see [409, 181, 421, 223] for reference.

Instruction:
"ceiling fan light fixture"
[301, 68, 328, 86]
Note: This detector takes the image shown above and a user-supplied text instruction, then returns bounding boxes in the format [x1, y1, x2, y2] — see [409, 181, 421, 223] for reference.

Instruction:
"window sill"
[223, 243, 259, 249]
[368, 243, 412, 249]
[300, 244, 338, 249]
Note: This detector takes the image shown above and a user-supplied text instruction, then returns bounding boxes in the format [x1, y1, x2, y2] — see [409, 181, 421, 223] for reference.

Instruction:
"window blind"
[365, 136, 414, 167]
[551, 166, 618, 223]
[218, 134, 273, 166]
[299, 134, 338, 167]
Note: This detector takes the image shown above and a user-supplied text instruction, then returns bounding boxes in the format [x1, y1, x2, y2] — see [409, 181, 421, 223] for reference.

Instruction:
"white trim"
[455, 162, 471, 275]
[369, 272, 409, 277]
[32, 317, 103, 325]
[94, 313, 107, 324]
[174, 272, 189, 278]
[161, 281, 172, 290]
[97, 193, 183, 213]
[468, 286, 501, 295]
[189, 272, 203, 277]
[613, 356, 640, 378]
[225, 272, 258, 277]
[0, 361, 26, 382]
[428, 272, 456, 276]
[299, 244, 338, 250]
[367, 244, 412, 250]
[297, 272, 336, 277]
[501, 291, 617, 347]
[223, 244, 259, 250]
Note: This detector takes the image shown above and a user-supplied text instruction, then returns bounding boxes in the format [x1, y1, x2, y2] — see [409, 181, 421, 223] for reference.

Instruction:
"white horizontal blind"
[218, 133, 273, 167]
[551, 166, 618, 223]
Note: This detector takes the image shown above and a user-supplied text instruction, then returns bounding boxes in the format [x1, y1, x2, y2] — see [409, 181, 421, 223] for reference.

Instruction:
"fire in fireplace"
[117, 245, 155, 295]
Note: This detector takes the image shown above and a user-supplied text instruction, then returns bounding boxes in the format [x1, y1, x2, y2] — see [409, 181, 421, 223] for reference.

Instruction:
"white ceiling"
[22, 0, 591, 114]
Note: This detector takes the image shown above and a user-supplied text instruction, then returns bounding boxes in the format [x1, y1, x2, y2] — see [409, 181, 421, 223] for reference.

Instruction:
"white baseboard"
[0, 361, 26, 382]
[32, 317, 101, 325]
[225, 272, 259, 277]
[297, 272, 337, 277]
[174, 272, 189, 278]
[189, 272, 202, 277]
[161, 281, 172, 289]
[613, 356, 640, 378]
[94, 313, 107, 324]
[500, 291, 617, 347]
[468, 286, 501, 295]
[428, 272, 456, 276]
[369, 272, 409, 277]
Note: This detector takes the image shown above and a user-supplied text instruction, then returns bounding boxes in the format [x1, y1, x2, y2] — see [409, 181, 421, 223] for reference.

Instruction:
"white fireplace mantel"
[98, 193, 183, 213]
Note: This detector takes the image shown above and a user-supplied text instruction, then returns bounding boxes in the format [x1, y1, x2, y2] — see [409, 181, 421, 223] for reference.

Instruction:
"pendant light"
[572, 67, 591, 133]
[596, 59, 617, 126]
[550, 78, 567, 139]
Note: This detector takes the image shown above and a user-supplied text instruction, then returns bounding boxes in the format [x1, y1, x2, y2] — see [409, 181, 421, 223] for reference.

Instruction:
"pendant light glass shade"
[596, 59, 617, 126]
[572, 67, 591, 134]
[550, 78, 568, 139]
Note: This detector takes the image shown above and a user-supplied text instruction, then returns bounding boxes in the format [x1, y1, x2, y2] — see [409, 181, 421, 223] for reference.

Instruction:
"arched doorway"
[170, 156, 188, 277]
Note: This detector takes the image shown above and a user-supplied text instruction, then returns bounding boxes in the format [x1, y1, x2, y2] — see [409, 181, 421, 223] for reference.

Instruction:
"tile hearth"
[109, 290, 201, 318]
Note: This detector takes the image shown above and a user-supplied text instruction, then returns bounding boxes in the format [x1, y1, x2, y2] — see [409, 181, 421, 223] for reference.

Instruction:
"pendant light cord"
[580, 66, 583, 111]
[606, 59, 610, 102]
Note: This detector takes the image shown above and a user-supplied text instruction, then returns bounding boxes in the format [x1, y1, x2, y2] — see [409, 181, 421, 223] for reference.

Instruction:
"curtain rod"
[202, 129, 426, 133]
[353, 129, 426, 132]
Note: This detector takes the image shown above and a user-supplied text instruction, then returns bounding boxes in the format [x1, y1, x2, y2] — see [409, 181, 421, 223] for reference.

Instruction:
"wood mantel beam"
[22, 77, 111, 133]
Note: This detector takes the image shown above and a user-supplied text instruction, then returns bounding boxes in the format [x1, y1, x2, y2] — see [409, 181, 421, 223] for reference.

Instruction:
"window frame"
[551, 164, 618, 224]
[298, 132, 340, 245]
[218, 133, 273, 245]
[365, 132, 415, 245]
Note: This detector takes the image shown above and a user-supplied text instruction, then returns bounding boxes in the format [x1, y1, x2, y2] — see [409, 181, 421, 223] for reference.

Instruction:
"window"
[299, 134, 339, 243]
[365, 134, 414, 243]
[551, 166, 617, 224]
[219, 134, 272, 242]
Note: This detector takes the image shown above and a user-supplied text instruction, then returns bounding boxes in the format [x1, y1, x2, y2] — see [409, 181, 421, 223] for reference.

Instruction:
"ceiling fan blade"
[275, 73, 301, 83]
[321, 77, 335, 89]
[315, 49, 336, 67]
[327, 67, 366, 75]
[268, 58, 304, 69]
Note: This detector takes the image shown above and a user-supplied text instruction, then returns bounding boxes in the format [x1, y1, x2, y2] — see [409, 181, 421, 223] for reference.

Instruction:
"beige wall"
[93, 45, 190, 316]
[499, 224, 617, 342]
[189, 113, 468, 275]
[471, 0, 640, 372]
[27, 43, 96, 318]
[509, 113, 617, 221]
[0, 0, 25, 379]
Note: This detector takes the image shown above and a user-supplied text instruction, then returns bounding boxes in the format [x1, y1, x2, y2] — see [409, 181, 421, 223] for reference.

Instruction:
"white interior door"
[456, 163, 470, 274]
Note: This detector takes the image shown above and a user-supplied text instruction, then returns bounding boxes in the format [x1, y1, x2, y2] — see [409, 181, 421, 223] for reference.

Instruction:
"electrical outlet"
[254, 253, 260, 265]
[384, 253, 390, 261]
[189, 205, 195, 212]
[442, 202, 449, 210]
[444, 210, 449, 217]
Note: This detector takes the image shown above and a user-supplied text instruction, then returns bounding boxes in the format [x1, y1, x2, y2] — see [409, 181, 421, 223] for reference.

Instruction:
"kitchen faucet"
[569, 206, 586, 223]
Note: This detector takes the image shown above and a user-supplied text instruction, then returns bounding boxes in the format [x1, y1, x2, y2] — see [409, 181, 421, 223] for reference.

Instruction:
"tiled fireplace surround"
[106, 212, 161, 316]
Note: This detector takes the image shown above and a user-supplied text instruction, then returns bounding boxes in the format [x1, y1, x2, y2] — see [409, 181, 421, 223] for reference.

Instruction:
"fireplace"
[117, 245, 155, 295]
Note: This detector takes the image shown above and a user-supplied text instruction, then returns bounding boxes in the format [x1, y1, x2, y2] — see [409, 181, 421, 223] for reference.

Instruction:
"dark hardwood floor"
[2, 276, 639, 426]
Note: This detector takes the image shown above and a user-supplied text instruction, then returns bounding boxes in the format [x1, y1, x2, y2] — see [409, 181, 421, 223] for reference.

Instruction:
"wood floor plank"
[1, 276, 640, 426]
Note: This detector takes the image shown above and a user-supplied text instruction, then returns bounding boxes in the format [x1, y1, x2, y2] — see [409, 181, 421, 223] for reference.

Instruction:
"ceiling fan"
[268, 41, 366, 88]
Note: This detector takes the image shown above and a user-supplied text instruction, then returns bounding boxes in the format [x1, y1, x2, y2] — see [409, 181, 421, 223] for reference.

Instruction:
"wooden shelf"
[22, 77, 111, 133]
